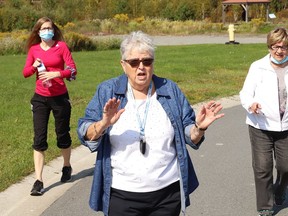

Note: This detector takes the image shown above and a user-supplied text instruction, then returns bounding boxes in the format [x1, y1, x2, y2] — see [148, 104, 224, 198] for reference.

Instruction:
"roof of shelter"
[222, 0, 271, 4]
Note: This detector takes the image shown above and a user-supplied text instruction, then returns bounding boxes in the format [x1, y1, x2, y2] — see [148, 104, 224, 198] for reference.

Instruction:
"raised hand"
[196, 101, 225, 130]
[101, 98, 125, 128]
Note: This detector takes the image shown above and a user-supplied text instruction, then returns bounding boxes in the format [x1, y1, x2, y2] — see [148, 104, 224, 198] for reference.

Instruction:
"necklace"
[127, 82, 153, 154]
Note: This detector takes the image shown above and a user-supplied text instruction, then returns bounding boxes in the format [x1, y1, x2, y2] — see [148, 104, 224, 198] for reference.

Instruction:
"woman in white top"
[240, 27, 288, 216]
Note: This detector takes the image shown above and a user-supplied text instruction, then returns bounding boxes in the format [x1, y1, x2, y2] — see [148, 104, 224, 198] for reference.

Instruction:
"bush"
[0, 6, 40, 32]
[100, 19, 115, 34]
[113, 14, 129, 23]
[277, 9, 288, 20]
[64, 20, 102, 36]
[0, 29, 122, 55]
[0, 30, 28, 55]
[65, 32, 96, 51]
[92, 37, 121, 51]
[64, 32, 121, 52]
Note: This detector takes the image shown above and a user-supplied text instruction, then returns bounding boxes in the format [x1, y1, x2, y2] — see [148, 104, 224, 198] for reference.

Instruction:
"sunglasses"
[124, 58, 154, 68]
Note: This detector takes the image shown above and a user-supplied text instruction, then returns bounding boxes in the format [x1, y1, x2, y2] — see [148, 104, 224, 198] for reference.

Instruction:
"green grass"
[0, 43, 267, 192]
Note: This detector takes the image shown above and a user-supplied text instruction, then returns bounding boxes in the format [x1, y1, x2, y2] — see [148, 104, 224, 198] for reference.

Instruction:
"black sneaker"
[30, 180, 44, 196]
[274, 188, 286, 206]
[61, 166, 72, 183]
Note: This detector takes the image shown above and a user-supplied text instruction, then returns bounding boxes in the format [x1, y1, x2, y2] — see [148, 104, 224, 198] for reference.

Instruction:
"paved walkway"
[41, 102, 288, 216]
[152, 34, 267, 45]
[95, 33, 267, 45]
[3, 95, 288, 216]
[0, 95, 241, 216]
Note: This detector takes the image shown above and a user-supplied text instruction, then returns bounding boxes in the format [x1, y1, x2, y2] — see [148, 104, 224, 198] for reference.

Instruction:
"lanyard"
[127, 82, 152, 154]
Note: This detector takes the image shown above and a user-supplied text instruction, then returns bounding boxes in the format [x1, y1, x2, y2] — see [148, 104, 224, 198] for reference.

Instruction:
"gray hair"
[120, 31, 155, 60]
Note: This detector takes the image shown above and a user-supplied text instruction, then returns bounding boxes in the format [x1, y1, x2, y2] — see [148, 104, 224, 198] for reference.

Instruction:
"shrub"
[113, 14, 129, 23]
[277, 9, 288, 20]
[92, 37, 121, 51]
[64, 20, 102, 36]
[0, 30, 28, 55]
[133, 16, 145, 23]
[65, 32, 96, 51]
[100, 19, 115, 34]
[63, 22, 76, 32]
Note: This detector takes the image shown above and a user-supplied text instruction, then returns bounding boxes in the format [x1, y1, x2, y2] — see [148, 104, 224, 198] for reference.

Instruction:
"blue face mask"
[39, 30, 54, 42]
[270, 55, 288, 65]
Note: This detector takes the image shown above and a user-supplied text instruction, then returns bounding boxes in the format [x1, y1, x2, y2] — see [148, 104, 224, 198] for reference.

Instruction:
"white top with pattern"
[109, 93, 179, 192]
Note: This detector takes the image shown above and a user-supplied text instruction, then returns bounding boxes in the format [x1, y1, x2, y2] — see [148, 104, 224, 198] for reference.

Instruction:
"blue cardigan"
[77, 74, 203, 215]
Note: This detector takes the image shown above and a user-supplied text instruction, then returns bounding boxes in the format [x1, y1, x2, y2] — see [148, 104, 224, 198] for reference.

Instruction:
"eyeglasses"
[270, 46, 288, 51]
[124, 58, 154, 68]
[39, 27, 53, 32]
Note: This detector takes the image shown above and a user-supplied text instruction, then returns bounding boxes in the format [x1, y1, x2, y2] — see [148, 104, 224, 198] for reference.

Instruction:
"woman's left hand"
[196, 101, 225, 130]
[38, 71, 61, 82]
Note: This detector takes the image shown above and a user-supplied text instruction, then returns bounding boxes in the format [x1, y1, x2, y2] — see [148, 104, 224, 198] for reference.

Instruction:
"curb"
[0, 146, 96, 216]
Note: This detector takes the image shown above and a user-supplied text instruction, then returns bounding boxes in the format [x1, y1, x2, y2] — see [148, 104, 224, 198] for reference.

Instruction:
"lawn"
[0, 43, 267, 191]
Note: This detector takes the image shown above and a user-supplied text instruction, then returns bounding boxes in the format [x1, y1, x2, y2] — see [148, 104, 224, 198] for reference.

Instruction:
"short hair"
[120, 31, 155, 60]
[267, 27, 288, 48]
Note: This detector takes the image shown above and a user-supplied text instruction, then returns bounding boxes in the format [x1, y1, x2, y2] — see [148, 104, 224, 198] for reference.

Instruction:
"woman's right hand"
[249, 102, 262, 114]
[101, 98, 125, 128]
[86, 98, 125, 141]
[33, 58, 42, 68]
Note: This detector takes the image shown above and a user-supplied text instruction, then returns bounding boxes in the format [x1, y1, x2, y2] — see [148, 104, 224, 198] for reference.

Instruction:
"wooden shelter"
[222, 0, 271, 23]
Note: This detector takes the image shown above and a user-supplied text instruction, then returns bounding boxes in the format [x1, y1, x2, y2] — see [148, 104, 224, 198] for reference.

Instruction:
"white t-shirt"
[109, 93, 179, 192]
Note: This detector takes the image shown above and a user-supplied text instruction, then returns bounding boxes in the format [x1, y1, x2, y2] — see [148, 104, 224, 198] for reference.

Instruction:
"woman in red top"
[23, 17, 77, 196]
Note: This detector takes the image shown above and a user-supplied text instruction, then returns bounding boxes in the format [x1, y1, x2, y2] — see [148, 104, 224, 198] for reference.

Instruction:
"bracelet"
[195, 123, 207, 131]
[90, 122, 106, 141]
[89, 123, 98, 141]
[94, 122, 98, 133]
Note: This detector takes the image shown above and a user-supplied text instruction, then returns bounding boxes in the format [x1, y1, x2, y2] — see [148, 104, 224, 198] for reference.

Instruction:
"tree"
[113, 0, 131, 15]
[271, 0, 287, 12]
[175, 2, 196, 21]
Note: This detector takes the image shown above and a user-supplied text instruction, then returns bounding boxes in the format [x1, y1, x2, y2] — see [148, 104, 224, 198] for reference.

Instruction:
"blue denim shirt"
[77, 74, 204, 215]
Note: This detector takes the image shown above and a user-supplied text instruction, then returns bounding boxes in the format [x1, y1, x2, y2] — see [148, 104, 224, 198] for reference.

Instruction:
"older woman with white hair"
[77, 31, 224, 216]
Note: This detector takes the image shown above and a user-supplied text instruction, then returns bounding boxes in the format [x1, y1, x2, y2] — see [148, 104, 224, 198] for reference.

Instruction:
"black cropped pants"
[109, 181, 181, 216]
[30, 93, 72, 151]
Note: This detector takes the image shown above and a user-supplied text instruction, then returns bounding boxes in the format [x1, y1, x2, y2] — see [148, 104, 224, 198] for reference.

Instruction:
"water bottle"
[37, 63, 52, 88]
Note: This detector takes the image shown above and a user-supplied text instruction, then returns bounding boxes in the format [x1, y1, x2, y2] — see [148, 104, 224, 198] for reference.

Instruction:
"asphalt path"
[94, 33, 267, 45]
[40, 104, 288, 216]
[2, 35, 288, 216]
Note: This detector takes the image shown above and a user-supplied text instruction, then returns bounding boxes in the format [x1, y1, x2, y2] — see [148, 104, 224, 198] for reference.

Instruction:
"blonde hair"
[267, 27, 288, 48]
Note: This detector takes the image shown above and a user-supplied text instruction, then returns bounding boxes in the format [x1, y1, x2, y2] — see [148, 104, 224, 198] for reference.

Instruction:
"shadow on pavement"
[274, 189, 288, 215]
[44, 167, 94, 193]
